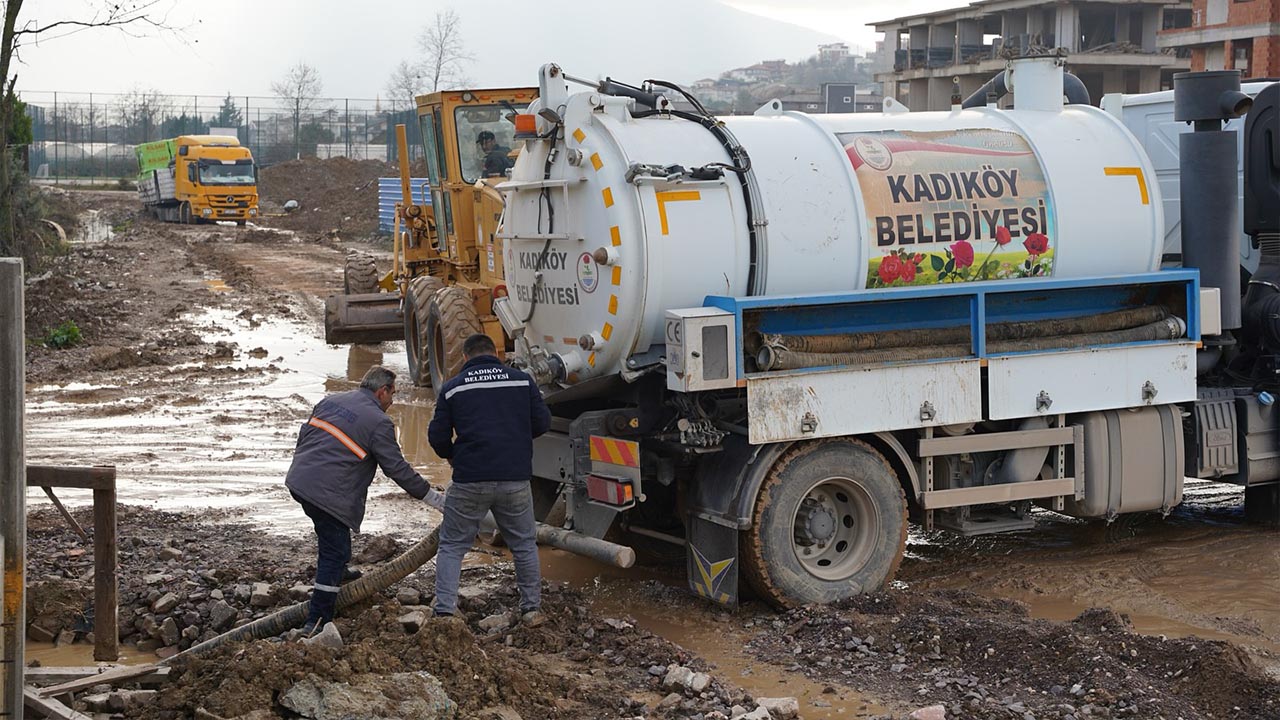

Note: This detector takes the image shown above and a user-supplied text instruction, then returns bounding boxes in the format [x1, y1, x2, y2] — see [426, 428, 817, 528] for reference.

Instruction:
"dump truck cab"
[136, 135, 259, 224]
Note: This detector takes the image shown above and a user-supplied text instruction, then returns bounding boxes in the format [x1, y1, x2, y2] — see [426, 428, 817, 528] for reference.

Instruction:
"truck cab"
[136, 135, 259, 225]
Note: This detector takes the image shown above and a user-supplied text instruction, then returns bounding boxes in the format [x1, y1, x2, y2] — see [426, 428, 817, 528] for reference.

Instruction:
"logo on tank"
[852, 137, 893, 171]
[577, 253, 599, 293]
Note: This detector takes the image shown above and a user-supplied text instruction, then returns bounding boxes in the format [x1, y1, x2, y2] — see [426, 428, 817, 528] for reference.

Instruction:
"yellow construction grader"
[324, 87, 537, 387]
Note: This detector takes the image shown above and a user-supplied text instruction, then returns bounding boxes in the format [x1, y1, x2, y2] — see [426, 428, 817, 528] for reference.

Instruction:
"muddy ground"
[18, 178, 1280, 719]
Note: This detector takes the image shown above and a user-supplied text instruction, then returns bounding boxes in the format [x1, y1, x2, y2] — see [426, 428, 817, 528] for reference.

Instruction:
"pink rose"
[950, 240, 974, 269]
[994, 226, 1012, 246]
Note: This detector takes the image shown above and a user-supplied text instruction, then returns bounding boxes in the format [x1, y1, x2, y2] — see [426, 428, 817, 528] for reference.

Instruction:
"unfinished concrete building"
[1158, 0, 1280, 77]
[873, 0, 1194, 111]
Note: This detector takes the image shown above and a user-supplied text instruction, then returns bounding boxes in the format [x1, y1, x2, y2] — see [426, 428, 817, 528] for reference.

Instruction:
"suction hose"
[162, 526, 442, 664]
[759, 317, 1186, 371]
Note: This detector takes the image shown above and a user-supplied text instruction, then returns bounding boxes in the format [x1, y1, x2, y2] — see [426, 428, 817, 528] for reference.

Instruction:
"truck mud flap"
[687, 515, 739, 607]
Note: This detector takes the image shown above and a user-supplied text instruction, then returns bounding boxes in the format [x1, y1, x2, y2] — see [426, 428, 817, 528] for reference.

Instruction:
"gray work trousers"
[433, 480, 541, 615]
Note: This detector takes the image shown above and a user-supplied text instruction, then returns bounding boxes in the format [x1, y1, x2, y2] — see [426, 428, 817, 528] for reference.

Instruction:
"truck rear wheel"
[740, 438, 907, 608]
[426, 286, 482, 389]
[404, 275, 445, 386]
[343, 253, 379, 295]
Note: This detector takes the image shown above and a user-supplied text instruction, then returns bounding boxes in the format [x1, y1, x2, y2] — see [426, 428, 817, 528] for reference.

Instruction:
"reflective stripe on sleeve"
[308, 417, 368, 459]
[443, 379, 530, 401]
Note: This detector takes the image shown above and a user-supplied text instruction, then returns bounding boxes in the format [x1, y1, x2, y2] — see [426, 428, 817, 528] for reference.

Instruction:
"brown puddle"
[25, 641, 149, 667]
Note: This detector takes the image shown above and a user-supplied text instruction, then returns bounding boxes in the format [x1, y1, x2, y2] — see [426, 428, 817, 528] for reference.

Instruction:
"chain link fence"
[20, 90, 425, 181]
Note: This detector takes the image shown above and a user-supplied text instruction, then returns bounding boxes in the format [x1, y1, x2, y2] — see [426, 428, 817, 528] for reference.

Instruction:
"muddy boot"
[340, 568, 363, 585]
[520, 609, 547, 628]
[303, 589, 338, 635]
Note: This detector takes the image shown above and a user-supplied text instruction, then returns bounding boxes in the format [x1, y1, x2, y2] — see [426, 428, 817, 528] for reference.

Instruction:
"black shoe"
[298, 620, 322, 638]
[340, 569, 363, 584]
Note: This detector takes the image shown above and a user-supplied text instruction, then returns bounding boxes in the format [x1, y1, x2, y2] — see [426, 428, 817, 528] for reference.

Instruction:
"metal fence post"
[1, 257, 26, 720]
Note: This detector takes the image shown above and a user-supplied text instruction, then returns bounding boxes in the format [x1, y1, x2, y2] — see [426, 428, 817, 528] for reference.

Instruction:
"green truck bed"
[134, 139, 177, 178]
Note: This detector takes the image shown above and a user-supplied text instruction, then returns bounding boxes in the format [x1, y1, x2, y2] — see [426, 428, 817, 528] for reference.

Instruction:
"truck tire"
[740, 438, 907, 608]
[179, 202, 192, 225]
[426, 286, 482, 389]
[404, 275, 445, 386]
[343, 253, 379, 295]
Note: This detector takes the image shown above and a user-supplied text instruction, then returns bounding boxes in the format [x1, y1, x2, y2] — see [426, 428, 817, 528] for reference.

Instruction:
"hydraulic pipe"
[1, 258, 25, 720]
[396, 124, 412, 210]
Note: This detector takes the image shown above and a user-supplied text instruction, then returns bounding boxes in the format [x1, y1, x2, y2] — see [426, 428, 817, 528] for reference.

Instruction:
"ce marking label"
[665, 320, 682, 344]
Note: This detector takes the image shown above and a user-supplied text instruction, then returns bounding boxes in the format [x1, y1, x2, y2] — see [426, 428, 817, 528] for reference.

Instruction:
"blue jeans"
[434, 481, 541, 616]
[294, 492, 350, 625]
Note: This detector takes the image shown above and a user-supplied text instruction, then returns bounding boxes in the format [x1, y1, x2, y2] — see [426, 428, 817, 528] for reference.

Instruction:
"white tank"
[501, 59, 1164, 385]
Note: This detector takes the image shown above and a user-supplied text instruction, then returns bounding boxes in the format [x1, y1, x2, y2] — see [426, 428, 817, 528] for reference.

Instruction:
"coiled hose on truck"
[160, 526, 442, 664]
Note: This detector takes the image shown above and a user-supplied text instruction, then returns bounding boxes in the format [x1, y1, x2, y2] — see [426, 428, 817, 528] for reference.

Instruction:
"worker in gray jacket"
[285, 365, 442, 634]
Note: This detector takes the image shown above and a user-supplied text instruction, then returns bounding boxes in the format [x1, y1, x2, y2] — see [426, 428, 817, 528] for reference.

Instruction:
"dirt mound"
[749, 588, 1280, 719]
[258, 157, 394, 238]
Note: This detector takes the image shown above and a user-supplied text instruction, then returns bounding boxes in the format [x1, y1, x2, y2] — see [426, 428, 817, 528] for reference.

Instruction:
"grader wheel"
[404, 275, 445, 386]
[343, 253, 379, 295]
[740, 438, 907, 608]
[426, 286, 483, 389]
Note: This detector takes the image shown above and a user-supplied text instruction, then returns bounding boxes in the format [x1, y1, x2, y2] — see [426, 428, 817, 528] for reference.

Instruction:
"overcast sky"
[15, 0, 960, 99]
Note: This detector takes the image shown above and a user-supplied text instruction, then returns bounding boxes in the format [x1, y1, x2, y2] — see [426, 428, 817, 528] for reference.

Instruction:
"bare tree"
[385, 59, 427, 112]
[0, 0, 178, 258]
[271, 61, 324, 159]
[115, 87, 172, 144]
[417, 9, 473, 92]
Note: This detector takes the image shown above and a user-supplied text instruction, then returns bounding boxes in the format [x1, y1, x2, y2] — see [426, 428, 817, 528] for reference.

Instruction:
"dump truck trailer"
[485, 60, 1278, 608]
[136, 135, 259, 225]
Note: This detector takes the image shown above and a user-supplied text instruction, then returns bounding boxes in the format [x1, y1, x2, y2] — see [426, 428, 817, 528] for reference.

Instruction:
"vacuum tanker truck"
[483, 58, 1277, 608]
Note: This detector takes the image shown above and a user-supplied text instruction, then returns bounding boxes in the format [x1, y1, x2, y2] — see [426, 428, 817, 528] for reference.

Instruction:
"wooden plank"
[917, 425, 1077, 457]
[25, 466, 116, 491]
[36, 663, 159, 698]
[23, 666, 170, 686]
[42, 487, 87, 540]
[23, 687, 93, 720]
[92, 485, 119, 662]
[921, 478, 1077, 510]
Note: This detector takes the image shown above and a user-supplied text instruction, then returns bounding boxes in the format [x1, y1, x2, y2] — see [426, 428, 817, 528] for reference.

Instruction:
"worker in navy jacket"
[286, 365, 441, 635]
[428, 333, 551, 625]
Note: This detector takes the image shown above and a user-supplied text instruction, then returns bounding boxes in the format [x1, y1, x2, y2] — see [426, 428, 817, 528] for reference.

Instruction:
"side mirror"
[187, 165, 196, 182]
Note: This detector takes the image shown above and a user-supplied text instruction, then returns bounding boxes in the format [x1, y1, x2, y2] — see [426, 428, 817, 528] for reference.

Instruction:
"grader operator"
[324, 87, 536, 388]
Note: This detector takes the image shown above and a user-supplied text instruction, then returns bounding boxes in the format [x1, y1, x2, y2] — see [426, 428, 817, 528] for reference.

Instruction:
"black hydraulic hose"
[161, 526, 442, 664]
[961, 69, 1090, 108]
[756, 306, 1170, 355]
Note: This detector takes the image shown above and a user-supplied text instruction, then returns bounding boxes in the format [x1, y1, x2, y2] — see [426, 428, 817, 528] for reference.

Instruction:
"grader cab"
[323, 87, 537, 387]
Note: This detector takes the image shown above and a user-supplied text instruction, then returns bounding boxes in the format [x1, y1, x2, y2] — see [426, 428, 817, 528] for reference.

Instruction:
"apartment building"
[873, 0, 1194, 111]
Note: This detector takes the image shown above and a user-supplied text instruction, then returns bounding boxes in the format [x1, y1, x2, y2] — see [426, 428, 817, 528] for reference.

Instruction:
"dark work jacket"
[427, 355, 551, 483]
[285, 388, 429, 531]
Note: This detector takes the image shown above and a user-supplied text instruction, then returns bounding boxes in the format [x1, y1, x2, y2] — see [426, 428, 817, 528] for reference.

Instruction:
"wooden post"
[1, 257, 26, 720]
[91, 482, 117, 662]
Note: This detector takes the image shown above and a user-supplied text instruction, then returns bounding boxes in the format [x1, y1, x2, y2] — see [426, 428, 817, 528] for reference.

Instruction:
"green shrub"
[44, 320, 82, 349]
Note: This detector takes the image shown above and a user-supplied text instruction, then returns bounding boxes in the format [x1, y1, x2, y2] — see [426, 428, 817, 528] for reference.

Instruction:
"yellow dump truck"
[135, 135, 259, 225]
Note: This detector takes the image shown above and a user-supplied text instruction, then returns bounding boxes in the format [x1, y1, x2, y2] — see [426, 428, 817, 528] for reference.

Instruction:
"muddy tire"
[179, 202, 192, 225]
[404, 275, 445, 386]
[344, 253, 379, 295]
[426, 286, 483, 389]
[740, 438, 907, 608]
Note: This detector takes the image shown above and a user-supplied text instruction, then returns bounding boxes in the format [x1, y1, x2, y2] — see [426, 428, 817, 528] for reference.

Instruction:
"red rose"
[900, 260, 917, 283]
[950, 240, 974, 269]
[994, 226, 1012, 246]
[878, 255, 902, 283]
[1024, 233, 1049, 256]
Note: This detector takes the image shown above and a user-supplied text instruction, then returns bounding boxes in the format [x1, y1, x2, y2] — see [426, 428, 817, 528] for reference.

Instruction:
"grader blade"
[324, 292, 404, 345]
